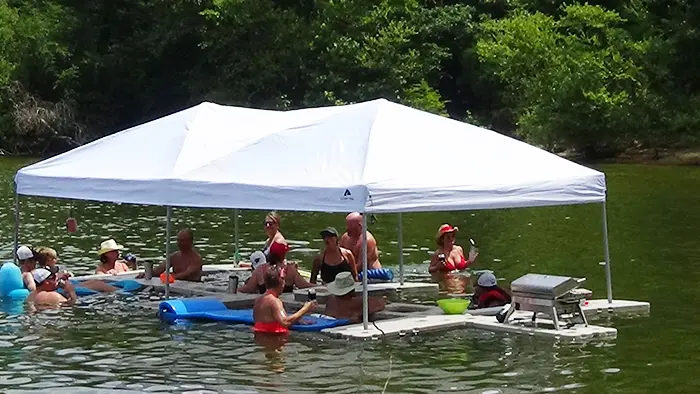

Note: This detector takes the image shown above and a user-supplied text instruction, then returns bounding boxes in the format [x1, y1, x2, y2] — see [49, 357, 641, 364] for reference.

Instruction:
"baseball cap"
[17, 246, 34, 261]
[250, 251, 267, 269]
[320, 227, 339, 238]
[32, 268, 53, 285]
[477, 272, 497, 287]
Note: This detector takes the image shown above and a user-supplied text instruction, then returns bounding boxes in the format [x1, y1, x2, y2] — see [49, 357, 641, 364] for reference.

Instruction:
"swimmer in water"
[149, 229, 203, 281]
[95, 239, 131, 275]
[252, 268, 317, 334]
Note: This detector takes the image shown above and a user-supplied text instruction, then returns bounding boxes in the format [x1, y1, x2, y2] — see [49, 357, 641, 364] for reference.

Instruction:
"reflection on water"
[1, 158, 700, 392]
[0, 297, 626, 393]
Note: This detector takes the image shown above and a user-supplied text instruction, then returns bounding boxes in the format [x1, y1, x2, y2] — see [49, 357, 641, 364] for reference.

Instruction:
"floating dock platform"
[72, 267, 648, 342]
[322, 299, 649, 341]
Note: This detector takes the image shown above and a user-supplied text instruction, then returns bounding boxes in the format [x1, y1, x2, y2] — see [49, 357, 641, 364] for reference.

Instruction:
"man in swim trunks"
[339, 212, 382, 270]
[26, 268, 78, 307]
[147, 229, 203, 281]
[324, 271, 386, 323]
[252, 269, 317, 334]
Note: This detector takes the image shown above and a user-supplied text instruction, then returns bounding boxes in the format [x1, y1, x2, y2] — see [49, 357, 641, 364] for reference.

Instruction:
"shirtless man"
[26, 268, 78, 307]
[339, 212, 382, 270]
[149, 229, 203, 281]
[324, 271, 386, 323]
[252, 269, 316, 334]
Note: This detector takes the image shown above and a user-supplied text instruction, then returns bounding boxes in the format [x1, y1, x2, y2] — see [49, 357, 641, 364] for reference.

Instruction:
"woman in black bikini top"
[311, 227, 358, 284]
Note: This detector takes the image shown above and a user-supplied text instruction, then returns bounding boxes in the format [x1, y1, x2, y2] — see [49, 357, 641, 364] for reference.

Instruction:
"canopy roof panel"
[15, 99, 605, 213]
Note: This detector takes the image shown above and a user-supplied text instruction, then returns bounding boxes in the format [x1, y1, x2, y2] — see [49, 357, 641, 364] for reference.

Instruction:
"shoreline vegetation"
[2, 1, 700, 160]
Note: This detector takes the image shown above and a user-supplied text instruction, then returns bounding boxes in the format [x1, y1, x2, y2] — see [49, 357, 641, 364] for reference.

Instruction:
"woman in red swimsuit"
[252, 268, 317, 334]
[429, 224, 477, 273]
[429, 224, 478, 294]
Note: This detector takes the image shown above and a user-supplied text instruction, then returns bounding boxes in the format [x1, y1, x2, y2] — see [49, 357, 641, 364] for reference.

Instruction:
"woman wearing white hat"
[17, 245, 38, 291]
[95, 239, 131, 275]
[324, 271, 386, 322]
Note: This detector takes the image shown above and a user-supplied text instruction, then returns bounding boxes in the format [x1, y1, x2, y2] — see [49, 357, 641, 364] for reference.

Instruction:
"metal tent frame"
[12, 182, 614, 331]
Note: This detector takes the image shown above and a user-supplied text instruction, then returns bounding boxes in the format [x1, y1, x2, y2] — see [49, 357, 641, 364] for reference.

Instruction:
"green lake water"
[0, 157, 699, 393]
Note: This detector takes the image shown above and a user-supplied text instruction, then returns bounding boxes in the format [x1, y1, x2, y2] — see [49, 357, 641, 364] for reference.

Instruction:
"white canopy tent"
[13, 99, 612, 330]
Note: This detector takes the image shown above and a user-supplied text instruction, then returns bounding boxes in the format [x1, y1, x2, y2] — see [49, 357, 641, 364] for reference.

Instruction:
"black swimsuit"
[320, 250, 353, 283]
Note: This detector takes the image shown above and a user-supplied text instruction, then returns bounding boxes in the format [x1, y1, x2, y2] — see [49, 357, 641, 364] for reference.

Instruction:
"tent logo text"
[341, 189, 354, 201]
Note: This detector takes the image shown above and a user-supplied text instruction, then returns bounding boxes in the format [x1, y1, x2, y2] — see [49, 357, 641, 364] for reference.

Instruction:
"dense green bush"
[0, 0, 699, 158]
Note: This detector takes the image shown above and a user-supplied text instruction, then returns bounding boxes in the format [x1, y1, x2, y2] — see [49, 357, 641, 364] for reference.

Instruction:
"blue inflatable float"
[0, 263, 30, 301]
[0, 262, 143, 300]
[159, 298, 349, 332]
[357, 268, 394, 282]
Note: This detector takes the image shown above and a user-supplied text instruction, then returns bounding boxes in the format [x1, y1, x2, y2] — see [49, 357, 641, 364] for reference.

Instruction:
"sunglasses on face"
[264, 221, 275, 227]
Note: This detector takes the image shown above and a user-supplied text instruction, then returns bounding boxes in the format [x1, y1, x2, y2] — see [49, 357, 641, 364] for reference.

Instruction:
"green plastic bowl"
[437, 298, 471, 315]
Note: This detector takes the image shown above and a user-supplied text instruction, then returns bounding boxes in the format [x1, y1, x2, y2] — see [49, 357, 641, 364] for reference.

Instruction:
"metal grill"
[505, 273, 591, 330]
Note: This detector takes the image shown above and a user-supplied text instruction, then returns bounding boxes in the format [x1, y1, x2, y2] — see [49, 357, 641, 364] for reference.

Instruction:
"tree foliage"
[0, 0, 699, 157]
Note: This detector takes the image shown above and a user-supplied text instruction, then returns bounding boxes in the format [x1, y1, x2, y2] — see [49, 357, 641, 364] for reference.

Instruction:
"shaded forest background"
[1, 0, 699, 158]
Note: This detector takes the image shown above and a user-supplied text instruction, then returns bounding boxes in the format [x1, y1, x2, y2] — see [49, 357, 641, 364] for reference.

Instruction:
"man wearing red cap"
[239, 242, 314, 293]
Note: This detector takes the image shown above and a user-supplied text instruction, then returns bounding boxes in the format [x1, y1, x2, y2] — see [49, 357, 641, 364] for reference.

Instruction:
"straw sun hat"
[97, 239, 124, 256]
[435, 224, 459, 244]
[327, 271, 356, 296]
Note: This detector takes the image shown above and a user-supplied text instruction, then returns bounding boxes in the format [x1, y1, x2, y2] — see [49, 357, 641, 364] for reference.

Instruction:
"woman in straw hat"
[324, 271, 386, 322]
[95, 239, 131, 275]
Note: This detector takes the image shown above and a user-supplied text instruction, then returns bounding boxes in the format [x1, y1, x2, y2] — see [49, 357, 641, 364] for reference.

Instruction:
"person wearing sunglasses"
[26, 268, 78, 306]
[261, 211, 287, 260]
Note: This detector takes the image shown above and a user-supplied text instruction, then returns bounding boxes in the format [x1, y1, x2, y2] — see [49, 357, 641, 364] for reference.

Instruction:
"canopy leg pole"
[164, 206, 173, 300]
[602, 201, 613, 303]
[398, 213, 404, 285]
[362, 213, 369, 331]
[233, 209, 240, 265]
[13, 186, 19, 264]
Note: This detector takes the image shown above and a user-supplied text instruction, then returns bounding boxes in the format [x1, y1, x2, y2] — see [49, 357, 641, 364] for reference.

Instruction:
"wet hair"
[178, 228, 194, 241]
[267, 252, 282, 265]
[266, 211, 281, 226]
[264, 268, 283, 290]
[36, 247, 57, 266]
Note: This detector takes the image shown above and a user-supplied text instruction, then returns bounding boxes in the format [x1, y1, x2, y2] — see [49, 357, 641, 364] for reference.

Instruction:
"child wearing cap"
[473, 272, 511, 308]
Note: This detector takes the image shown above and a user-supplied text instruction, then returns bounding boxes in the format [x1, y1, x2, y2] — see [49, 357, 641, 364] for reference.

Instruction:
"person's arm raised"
[61, 281, 78, 305]
[278, 299, 317, 327]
